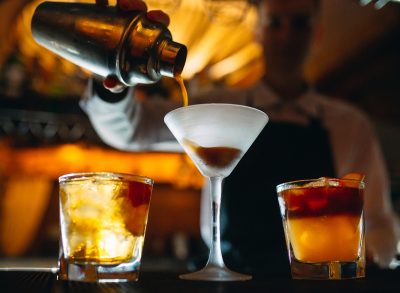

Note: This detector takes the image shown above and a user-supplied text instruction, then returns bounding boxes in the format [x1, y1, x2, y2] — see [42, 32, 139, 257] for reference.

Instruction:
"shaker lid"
[158, 40, 187, 77]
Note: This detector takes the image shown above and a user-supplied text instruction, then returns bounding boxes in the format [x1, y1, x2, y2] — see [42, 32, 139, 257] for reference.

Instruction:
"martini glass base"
[179, 266, 252, 281]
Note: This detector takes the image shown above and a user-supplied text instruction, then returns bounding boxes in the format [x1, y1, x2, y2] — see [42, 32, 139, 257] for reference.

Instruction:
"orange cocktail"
[276, 175, 365, 279]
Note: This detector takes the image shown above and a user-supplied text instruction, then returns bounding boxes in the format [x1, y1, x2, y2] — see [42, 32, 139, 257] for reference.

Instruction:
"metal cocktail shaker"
[31, 2, 187, 85]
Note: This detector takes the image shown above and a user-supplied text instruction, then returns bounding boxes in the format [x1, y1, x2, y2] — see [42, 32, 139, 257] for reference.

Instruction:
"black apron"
[221, 113, 336, 277]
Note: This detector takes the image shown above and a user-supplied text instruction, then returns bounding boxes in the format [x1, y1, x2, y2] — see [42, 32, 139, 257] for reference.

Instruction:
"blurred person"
[81, 0, 399, 275]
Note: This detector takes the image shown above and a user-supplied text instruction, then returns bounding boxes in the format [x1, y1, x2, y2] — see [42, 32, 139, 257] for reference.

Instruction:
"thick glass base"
[180, 266, 252, 281]
[290, 258, 365, 280]
[58, 255, 141, 282]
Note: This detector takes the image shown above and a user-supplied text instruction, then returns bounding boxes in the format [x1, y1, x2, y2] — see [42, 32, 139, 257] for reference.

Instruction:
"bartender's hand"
[95, 0, 170, 93]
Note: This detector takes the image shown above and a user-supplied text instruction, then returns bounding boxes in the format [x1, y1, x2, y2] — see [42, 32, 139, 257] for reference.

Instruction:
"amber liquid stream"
[176, 74, 188, 107]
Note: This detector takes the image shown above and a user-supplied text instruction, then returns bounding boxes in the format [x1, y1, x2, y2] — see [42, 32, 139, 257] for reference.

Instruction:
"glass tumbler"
[58, 172, 153, 282]
[276, 177, 365, 280]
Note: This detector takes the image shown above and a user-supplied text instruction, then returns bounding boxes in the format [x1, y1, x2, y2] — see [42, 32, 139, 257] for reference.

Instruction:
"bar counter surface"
[2, 267, 400, 293]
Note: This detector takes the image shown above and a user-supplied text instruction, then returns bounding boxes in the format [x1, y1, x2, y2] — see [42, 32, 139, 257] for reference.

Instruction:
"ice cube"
[303, 177, 328, 188]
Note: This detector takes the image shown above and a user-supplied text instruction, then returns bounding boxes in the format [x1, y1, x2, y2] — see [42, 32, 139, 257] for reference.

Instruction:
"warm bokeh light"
[1, 176, 52, 256]
[202, 0, 251, 25]
[0, 142, 203, 189]
[165, 0, 262, 81]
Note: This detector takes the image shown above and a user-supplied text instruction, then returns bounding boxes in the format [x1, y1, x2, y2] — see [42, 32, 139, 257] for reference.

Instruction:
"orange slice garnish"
[340, 172, 365, 188]
[341, 172, 365, 181]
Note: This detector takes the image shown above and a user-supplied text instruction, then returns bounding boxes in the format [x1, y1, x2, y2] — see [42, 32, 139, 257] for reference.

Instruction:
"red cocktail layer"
[281, 186, 363, 218]
[279, 185, 364, 262]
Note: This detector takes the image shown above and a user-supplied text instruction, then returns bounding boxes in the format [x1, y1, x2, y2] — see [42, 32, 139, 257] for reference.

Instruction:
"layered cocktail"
[276, 175, 365, 279]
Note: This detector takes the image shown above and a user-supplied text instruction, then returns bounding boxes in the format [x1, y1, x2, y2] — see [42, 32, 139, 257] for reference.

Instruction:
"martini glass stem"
[179, 174, 251, 280]
[207, 176, 225, 268]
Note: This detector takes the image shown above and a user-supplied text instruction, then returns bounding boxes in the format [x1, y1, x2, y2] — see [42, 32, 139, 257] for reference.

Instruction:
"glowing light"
[209, 42, 263, 80]
[203, 0, 250, 25]
[0, 143, 203, 189]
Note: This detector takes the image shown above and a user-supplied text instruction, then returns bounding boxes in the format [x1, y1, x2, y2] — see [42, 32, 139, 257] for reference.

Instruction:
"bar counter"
[2, 266, 400, 293]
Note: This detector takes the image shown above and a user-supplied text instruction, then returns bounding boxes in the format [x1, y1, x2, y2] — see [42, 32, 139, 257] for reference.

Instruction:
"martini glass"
[164, 103, 268, 281]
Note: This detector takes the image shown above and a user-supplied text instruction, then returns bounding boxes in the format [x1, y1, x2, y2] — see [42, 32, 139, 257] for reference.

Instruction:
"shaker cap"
[158, 40, 187, 77]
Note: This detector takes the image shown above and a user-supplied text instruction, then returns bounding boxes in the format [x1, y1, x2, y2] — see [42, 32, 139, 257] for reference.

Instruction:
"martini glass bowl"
[164, 103, 268, 281]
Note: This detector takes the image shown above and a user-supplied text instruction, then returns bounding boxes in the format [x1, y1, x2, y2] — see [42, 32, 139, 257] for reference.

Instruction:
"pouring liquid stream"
[176, 74, 188, 107]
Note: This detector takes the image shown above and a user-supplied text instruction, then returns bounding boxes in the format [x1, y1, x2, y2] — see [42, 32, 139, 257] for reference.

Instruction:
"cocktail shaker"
[31, 2, 187, 85]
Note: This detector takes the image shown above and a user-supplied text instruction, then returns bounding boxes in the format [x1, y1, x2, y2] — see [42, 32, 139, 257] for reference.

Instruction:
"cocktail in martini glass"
[164, 103, 268, 281]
